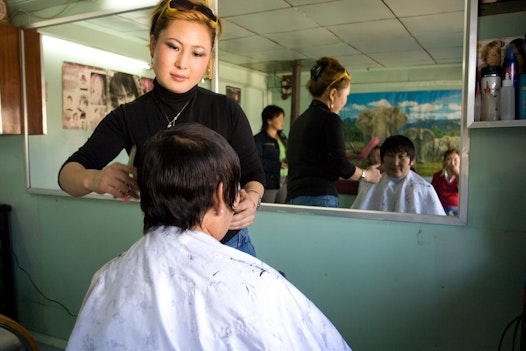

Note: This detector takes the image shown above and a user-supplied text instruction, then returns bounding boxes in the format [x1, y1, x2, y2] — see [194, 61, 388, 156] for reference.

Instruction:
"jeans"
[444, 206, 458, 216]
[287, 195, 339, 208]
[223, 227, 257, 257]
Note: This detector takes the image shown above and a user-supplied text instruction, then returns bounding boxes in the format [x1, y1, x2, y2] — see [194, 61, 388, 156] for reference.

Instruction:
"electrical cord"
[497, 307, 526, 351]
[10, 249, 77, 318]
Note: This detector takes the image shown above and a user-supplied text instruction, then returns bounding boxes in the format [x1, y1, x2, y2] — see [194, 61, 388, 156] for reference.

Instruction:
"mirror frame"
[22, 0, 475, 226]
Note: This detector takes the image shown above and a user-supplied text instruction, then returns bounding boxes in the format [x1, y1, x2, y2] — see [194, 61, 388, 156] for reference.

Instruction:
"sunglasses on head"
[167, 0, 218, 24]
[327, 70, 350, 89]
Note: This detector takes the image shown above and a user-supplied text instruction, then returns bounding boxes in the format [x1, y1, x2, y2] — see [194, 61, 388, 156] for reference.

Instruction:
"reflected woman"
[286, 57, 381, 208]
[431, 148, 460, 216]
[254, 105, 288, 203]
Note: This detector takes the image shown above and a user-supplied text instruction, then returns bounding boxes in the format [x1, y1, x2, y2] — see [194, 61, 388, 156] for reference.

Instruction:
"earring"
[330, 101, 334, 109]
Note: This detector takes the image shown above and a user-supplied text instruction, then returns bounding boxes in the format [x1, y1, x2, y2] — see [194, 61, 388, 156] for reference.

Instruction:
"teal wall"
[1, 119, 526, 350]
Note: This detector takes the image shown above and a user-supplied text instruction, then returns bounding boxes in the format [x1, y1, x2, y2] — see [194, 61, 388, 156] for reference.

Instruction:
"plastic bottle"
[480, 66, 501, 121]
[502, 43, 519, 119]
[503, 43, 518, 87]
[500, 73, 515, 120]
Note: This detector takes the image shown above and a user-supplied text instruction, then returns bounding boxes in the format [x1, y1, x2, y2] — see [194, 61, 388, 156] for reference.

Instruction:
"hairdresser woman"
[58, 0, 264, 256]
[286, 57, 381, 208]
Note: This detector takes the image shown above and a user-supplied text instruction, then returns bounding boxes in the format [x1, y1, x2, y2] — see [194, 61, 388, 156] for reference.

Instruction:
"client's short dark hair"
[137, 123, 240, 233]
[380, 135, 416, 162]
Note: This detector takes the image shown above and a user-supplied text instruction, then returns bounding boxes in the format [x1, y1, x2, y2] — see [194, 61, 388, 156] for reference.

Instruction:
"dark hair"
[306, 57, 351, 97]
[109, 73, 140, 108]
[260, 105, 285, 131]
[442, 148, 459, 163]
[137, 123, 240, 233]
[380, 135, 416, 162]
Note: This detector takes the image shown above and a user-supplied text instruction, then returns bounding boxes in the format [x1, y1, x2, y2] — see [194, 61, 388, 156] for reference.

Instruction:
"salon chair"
[0, 314, 39, 351]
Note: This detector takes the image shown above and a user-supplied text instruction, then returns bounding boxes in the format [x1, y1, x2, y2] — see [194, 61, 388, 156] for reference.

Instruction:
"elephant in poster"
[404, 127, 435, 163]
[356, 106, 408, 144]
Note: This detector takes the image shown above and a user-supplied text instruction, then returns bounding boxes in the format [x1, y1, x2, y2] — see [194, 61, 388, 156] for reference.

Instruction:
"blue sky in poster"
[340, 89, 462, 125]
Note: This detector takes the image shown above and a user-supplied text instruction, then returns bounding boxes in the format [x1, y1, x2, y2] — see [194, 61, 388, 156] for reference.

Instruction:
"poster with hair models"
[62, 62, 154, 131]
[107, 71, 141, 111]
[62, 62, 107, 131]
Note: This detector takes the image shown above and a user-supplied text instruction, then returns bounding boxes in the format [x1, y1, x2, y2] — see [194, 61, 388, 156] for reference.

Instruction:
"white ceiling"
[7, 0, 466, 74]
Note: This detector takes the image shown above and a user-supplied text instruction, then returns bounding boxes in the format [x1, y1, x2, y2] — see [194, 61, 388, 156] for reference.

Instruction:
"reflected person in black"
[286, 57, 381, 208]
[254, 105, 288, 203]
[109, 72, 140, 109]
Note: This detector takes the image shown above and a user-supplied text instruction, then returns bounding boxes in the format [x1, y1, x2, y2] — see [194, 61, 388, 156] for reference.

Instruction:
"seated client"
[351, 135, 446, 215]
[66, 123, 351, 351]
[431, 148, 460, 216]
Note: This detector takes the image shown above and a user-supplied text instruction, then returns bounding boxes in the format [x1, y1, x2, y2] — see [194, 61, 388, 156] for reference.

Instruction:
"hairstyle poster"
[140, 77, 154, 95]
[62, 62, 152, 131]
[62, 62, 107, 131]
[106, 71, 141, 111]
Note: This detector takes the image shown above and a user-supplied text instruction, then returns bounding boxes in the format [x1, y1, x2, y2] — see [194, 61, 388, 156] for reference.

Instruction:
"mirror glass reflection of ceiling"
[7, 0, 465, 74]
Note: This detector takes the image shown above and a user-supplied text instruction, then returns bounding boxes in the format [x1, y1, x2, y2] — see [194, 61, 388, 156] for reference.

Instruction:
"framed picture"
[226, 85, 241, 104]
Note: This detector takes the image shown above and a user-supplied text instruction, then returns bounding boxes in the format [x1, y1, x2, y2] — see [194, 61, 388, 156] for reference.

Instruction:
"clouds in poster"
[342, 90, 462, 124]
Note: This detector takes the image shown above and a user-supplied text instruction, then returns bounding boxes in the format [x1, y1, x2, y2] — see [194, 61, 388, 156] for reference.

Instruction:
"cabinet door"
[0, 23, 44, 135]
[0, 24, 23, 134]
[23, 28, 45, 135]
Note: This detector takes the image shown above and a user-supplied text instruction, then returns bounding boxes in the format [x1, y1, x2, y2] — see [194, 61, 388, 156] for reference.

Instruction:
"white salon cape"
[351, 171, 446, 215]
[66, 227, 351, 351]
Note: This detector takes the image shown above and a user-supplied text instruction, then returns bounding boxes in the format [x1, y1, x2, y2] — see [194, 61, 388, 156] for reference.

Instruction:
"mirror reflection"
[12, 0, 470, 225]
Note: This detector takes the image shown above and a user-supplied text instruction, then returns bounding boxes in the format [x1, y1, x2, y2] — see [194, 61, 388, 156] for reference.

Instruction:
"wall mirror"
[12, 0, 475, 225]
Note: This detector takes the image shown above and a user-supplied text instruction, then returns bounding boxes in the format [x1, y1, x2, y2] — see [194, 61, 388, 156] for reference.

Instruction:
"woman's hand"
[365, 164, 382, 183]
[229, 189, 258, 230]
[228, 182, 263, 230]
[90, 162, 139, 199]
[59, 161, 139, 199]
[445, 162, 460, 178]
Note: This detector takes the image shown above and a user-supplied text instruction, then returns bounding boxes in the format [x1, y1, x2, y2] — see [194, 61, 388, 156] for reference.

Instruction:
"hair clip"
[310, 62, 327, 81]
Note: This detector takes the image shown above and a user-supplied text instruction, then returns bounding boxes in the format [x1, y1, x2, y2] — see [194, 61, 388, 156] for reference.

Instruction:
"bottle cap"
[502, 72, 513, 87]
[481, 65, 501, 77]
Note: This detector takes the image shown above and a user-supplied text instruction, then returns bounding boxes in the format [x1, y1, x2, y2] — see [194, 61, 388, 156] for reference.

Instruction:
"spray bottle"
[500, 73, 515, 120]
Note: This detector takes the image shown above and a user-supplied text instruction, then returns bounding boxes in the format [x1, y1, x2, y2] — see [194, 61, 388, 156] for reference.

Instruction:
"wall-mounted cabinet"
[0, 23, 45, 135]
[467, 3, 526, 129]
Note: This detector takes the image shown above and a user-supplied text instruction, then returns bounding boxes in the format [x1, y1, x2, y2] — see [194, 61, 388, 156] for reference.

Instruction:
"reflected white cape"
[351, 171, 446, 215]
[66, 227, 351, 351]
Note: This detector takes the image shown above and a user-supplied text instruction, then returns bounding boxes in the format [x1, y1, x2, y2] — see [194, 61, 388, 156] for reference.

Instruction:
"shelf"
[468, 119, 526, 128]
[479, 0, 526, 16]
